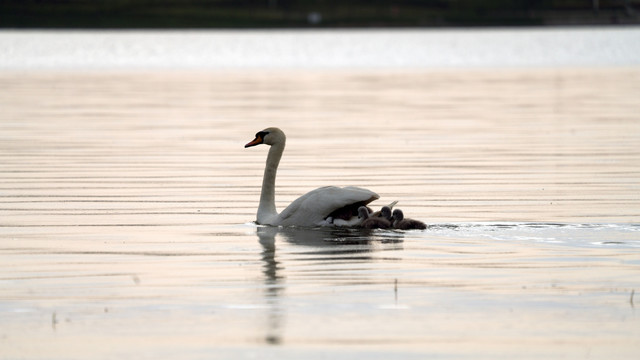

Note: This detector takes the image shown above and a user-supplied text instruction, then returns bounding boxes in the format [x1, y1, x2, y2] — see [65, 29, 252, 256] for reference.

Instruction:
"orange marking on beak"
[245, 135, 263, 148]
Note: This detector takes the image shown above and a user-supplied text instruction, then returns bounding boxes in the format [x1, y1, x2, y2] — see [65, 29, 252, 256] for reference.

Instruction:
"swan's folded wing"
[277, 186, 379, 227]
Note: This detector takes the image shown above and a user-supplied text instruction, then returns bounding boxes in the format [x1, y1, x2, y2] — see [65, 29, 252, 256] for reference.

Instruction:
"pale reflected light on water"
[1, 30, 640, 358]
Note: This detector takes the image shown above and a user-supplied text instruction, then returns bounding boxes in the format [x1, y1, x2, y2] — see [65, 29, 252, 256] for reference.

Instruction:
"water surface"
[1, 27, 640, 69]
[1, 35, 640, 359]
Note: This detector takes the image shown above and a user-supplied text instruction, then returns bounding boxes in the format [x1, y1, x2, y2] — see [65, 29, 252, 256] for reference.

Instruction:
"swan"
[245, 127, 379, 227]
[369, 200, 398, 218]
[333, 201, 396, 227]
[392, 209, 427, 230]
[358, 206, 391, 229]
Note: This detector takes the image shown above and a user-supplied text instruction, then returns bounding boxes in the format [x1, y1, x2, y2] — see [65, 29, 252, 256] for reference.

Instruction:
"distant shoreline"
[1, 2, 638, 29]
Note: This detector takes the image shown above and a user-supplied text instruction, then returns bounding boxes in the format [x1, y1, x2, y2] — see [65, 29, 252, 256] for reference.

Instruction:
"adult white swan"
[245, 127, 379, 227]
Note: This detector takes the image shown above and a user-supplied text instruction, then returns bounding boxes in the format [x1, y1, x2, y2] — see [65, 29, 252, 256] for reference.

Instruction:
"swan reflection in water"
[255, 225, 404, 345]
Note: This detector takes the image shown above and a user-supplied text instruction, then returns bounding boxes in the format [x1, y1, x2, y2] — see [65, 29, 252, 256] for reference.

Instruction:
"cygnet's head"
[392, 209, 404, 221]
[245, 127, 286, 148]
[358, 206, 370, 219]
[381, 206, 392, 220]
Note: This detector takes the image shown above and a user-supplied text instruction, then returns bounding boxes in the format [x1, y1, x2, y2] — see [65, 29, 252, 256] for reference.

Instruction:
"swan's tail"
[386, 200, 399, 209]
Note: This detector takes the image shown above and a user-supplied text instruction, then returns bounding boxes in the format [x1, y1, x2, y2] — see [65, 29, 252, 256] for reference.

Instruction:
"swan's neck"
[257, 141, 284, 224]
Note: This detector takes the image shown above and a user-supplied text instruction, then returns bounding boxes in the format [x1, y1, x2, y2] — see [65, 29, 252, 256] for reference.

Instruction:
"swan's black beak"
[245, 135, 263, 148]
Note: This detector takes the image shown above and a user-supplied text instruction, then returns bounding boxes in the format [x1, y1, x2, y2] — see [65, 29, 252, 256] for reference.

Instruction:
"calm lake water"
[2, 27, 640, 69]
[1, 29, 640, 359]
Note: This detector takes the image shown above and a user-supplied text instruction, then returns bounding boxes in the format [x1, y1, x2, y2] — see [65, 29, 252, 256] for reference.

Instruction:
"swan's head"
[245, 127, 286, 148]
[357, 206, 370, 219]
[392, 209, 404, 222]
[381, 206, 392, 220]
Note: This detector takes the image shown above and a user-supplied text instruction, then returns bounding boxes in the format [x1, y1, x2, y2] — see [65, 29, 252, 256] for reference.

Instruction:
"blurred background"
[1, 0, 639, 28]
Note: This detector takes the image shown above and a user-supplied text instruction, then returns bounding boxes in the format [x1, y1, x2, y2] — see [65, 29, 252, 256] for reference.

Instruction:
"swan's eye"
[257, 131, 269, 139]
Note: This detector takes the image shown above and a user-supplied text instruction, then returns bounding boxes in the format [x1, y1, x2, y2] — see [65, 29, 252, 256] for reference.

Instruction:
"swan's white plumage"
[278, 186, 378, 227]
[245, 127, 378, 227]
